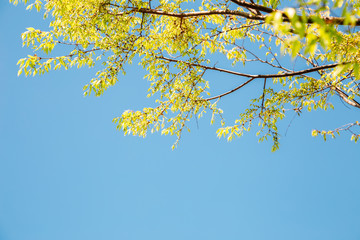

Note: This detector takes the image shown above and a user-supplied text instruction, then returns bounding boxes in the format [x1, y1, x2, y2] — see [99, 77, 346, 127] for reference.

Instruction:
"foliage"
[11, 0, 360, 150]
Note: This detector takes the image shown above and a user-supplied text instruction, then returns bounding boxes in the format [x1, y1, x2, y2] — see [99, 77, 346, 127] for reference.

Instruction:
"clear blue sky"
[1, 2, 360, 240]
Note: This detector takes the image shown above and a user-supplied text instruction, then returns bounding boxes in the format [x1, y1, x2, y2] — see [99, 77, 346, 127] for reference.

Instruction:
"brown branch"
[105, 0, 360, 27]
[204, 77, 256, 101]
[107, 3, 360, 26]
[261, 78, 267, 110]
[263, 63, 341, 78]
[104, 4, 360, 26]
[314, 121, 360, 138]
[36, 48, 101, 60]
[230, 0, 274, 14]
[111, 5, 359, 26]
[107, 7, 264, 20]
[230, 0, 360, 25]
[161, 57, 360, 104]
[334, 87, 360, 109]
[335, 122, 360, 133]
[160, 56, 342, 79]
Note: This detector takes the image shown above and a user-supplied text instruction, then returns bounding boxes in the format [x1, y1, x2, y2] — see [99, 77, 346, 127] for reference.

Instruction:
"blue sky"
[1, 2, 360, 240]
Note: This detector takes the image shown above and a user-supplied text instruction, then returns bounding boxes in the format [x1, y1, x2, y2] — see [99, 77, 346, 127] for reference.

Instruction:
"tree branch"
[107, 3, 360, 26]
[230, 0, 360, 25]
[204, 77, 256, 101]
[261, 78, 267, 110]
[230, 0, 274, 14]
[107, 6, 264, 20]
[160, 56, 342, 79]
[106, 1, 360, 26]
[161, 57, 360, 105]
[334, 87, 360, 109]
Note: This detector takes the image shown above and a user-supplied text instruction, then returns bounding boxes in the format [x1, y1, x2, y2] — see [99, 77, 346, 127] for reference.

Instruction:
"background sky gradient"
[1, 2, 360, 240]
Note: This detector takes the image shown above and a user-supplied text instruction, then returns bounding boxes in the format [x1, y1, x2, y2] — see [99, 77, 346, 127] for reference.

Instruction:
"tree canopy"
[11, 0, 360, 150]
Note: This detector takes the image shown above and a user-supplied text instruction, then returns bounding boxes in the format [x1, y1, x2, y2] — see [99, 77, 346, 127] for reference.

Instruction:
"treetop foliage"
[11, 0, 360, 150]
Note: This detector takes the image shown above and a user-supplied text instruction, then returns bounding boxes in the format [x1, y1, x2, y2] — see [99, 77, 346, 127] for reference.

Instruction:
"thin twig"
[204, 77, 256, 101]
[261, 78, 267, 110]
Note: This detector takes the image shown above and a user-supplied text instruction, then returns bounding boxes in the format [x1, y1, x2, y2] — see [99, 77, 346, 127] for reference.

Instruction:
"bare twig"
[261, 78, 267, 110]
[204, 77, 255, 101]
